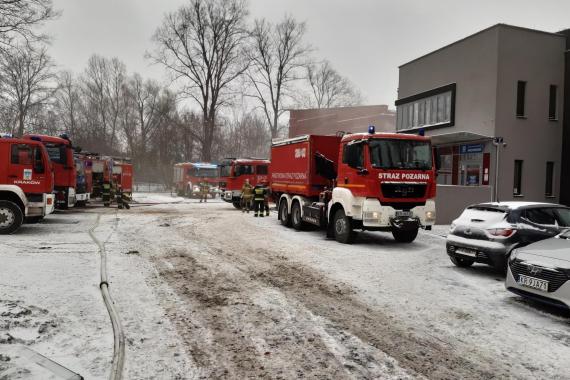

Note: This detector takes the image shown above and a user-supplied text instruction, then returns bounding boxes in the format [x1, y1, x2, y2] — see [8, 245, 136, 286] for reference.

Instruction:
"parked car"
[446, 202, 570, 270]
[506, 232, 570, 310]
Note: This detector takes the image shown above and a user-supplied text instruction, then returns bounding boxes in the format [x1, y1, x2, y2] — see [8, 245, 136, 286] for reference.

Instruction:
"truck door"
[340, 140, 367, 196]
[8, 142, 48, 194]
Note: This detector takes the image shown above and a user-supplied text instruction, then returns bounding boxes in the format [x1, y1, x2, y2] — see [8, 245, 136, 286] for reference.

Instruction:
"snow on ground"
[2, 193, 570, 379]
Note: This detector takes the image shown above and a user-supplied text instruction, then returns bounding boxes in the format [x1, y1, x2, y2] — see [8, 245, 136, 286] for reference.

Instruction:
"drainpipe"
[492, 137, 506, 202]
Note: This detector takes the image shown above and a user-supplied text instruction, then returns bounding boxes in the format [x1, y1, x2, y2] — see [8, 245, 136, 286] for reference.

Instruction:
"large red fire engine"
[173, 162, 219, 197]
[270, 128, 436, 243]
[23, 134, 79, 209]
[218, 158, 270, 208]
[112, 159, 133, 197]
[0, 135, 55, 234]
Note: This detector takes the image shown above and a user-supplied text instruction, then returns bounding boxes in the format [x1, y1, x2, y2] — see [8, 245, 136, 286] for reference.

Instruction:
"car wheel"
[334, 209, 354, 244]
[291, 201, 304, 230]
[449, 255, 474, 268]
[279, 199, 291, 227]
[0, 200, 24, 235]
[392, 227, 418, 243]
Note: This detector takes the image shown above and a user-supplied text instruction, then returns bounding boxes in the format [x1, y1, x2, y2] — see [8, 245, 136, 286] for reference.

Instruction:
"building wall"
[288, 105, 395, 138]
[494, 27, 566, 203]
[398, 26, 500, 138]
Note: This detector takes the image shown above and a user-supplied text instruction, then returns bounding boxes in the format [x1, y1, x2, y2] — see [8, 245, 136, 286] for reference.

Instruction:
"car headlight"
[449, 223, 457, 233]
[425, 210, 436, 222]
[193, 186, 200, 192]
[509, 249, 518, 263]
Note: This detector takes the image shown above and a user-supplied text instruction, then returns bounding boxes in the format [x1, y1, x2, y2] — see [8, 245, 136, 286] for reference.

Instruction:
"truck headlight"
[193, 186, 199, 192]
[425, 211, 436, 221]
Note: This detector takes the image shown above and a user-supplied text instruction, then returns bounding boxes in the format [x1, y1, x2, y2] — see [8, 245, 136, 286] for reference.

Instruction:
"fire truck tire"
[333, 209, 355, 244]
[232, 200, 242, 209]
[0, 200, 24, 235]
[279, 199, 291, 227]
[291, 201, 305, 230]
[392, 227, 418, 243]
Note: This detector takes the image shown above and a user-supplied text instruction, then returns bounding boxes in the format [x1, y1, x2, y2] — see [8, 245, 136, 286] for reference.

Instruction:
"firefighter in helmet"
[253, 183, 267, 217]
[116, 184, 131, 210]
[199, 181, 210, 203]
[241, 179, 253, 213]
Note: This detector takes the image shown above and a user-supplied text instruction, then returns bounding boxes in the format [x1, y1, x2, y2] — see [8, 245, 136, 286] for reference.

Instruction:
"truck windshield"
[369, 139, 432, 170]
[44, 143, 67, 165]
[219, 165, 232, 178]
[188, 168, 218, 178]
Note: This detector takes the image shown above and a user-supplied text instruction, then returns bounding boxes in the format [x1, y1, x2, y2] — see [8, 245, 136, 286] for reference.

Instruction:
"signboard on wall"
[460, 143, 484, 154]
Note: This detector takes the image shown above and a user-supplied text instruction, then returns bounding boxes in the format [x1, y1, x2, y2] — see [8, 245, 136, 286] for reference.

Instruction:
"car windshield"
[369, 139, 432, 170]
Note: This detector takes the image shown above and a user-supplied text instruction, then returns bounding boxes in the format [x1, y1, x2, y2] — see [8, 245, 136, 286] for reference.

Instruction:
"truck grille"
[510, 259, 568, 292]
[381, 183, 426, 199]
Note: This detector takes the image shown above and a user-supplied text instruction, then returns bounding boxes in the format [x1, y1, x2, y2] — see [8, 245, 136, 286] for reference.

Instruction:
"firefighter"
[253, 184, 267, 217]
[116, 185, 131, 210]
[102, 181, 112, 207]
[263, 184, 271, 216]
[199, 181, 210, 203]
[241, 179, 253, 213]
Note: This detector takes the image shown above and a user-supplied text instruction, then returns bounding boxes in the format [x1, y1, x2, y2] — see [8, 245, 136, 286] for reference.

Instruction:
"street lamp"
[492, 137, 507, 202]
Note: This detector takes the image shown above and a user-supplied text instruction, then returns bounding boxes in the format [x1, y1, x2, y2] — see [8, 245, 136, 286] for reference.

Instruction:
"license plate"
[518, 275, 549, 292]
[456, 247, 477, 258]
[395, 211, 413, 218]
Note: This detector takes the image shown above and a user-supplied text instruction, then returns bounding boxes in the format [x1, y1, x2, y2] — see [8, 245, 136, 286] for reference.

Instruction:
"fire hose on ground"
[89, 214, 125, 380]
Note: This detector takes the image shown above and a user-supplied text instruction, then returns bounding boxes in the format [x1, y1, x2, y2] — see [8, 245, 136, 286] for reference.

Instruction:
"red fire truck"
[271, 128, 436, 243]
[23, 134, 78, 209]
[112, 159, 133, 197]
[74, 154, 93, 206]
[173, 162, 219, 197]
[219, 158, 270, 208]
[0, 135, 55, 233]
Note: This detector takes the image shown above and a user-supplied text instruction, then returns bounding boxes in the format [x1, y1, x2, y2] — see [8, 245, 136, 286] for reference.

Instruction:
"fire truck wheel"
[291, 201, 305, 230]
[392, 227, 418, 243]
[333, 209, 354, 244]
[0, 200, 24, 235]
[232, 201, 242, 209]
[279, 199, 291, 227]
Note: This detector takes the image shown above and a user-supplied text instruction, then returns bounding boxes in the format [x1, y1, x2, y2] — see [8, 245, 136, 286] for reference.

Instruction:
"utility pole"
[492, 137, 506, 202]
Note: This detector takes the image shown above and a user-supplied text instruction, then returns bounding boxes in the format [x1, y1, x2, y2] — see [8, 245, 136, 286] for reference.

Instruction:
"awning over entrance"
[429, 131, 493, 145]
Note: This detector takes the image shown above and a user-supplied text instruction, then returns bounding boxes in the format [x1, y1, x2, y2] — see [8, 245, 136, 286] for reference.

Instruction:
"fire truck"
[23, 134, 78, 209]
[74, 154, 93, 206]
[173, 162, 219, 197]
[89, 155, 113, 205]
[270, 128, 436, 243]
[0, 135, 55, 234]
[218, 158, 270, 208]
[112, 159, 133, 198]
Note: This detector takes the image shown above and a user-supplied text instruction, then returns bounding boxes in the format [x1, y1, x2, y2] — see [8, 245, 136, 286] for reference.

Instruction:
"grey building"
[396, 24, 566, 223]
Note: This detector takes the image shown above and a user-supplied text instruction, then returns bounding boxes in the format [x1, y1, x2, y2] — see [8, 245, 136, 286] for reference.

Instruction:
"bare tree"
[247, 15, 310, 138]
[0, 43, 56, 136]
[149, 0, 249, 162]
[0, 0, 58, 49]
[54, 70, 80, 137]
[306, 60, 362, 109]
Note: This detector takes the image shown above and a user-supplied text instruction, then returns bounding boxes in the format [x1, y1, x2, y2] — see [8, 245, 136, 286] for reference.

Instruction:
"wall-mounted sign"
[460, 143, 484, 154]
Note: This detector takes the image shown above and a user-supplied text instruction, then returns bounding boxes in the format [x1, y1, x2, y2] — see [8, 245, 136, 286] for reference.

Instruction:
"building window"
[549, 85, 557, 120]
[516, 81, 526, 118]
[395, 83, 456, 131]
[545, 161, 554, 197]
[514, 160, 523, 195]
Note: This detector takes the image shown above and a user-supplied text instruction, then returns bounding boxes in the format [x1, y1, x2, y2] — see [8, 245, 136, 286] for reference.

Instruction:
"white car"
[506, 231, 570, 310]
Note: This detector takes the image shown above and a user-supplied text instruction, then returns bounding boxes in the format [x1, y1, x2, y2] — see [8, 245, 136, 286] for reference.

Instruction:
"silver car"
[506, 231, 570, 310]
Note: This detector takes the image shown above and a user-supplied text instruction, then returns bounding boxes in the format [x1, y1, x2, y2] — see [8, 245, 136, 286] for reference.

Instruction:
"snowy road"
[1, 193, 570, 379]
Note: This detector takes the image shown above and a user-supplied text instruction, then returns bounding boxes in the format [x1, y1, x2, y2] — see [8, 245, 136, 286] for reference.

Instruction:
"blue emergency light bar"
[368, 125, 375, 134]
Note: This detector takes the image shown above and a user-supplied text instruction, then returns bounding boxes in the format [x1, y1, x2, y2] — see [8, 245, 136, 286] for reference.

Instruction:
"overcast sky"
[45, 0, 570, 108]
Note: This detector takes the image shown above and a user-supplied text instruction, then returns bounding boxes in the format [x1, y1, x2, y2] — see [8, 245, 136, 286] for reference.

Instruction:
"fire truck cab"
[271, 128, 436, 243]
[173, 162, 219, 197]
[218, 158, 270, 208]
[0, 136, 55, 234]
[23, 134, 77, 209]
